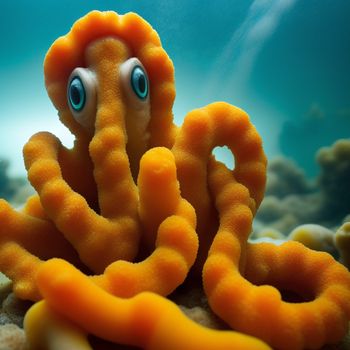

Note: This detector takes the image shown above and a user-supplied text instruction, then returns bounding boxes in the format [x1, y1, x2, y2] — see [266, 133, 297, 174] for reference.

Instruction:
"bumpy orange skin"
[24, 259, 271, 350]
[1, 9, 350, 350]
[203, 161, 350, 350]
[172, 101, 267, 271]
[0, 10, 183, 298]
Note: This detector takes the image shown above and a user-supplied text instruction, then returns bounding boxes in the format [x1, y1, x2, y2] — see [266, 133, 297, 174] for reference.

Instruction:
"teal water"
[0, 0, 349, 178]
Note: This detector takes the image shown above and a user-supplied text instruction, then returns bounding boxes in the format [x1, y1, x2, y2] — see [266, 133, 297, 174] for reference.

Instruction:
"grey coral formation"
[265, 156, 314, 198]
[317, 139, 350, 223]
[280, 104, 350, 176]
[0, 159, 24, 200]
[0, 158, 34, 207]
[254, 138, 350, 236]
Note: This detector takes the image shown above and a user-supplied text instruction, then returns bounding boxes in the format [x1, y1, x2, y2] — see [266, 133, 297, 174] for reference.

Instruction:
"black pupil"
[138, 74, 146, 93]
[70, 85, 81, 105]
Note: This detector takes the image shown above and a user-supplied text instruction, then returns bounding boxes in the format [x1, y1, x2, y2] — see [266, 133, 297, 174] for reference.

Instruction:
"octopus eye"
[131, 66, 148, 100]
[68, 77, 85, 111]
[120, 58, 150, 108]
[67, 68, 97, 130]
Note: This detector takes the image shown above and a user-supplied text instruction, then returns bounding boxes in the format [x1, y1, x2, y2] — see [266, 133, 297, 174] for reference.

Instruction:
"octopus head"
[44, 10, 176, 177]
[66, 37, 151, 177]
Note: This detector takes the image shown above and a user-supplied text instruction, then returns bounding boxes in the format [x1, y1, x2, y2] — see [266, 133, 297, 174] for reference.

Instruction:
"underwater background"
[0, 0, 349, 232]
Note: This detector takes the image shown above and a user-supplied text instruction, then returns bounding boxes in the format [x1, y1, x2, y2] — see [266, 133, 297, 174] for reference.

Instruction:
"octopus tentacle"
[85, 36, 140, 220]
[88, 124, 139, 219]
[138, 147, 196, 251]
[244, 241, 350, 348]
[172, 101, 267, 270]
[21, 195, 49, 220]
[0, 241, 42, 300]
[0, 199, 78, 262]
[0, 127, 96, 300]
[25, 301, 92, 350]
[56, 138, 99, 209]
[203, 160, 350, 350]
[90, 212, 197, 297]
[26, 258, 271, 350]
[0, 198, 81, 300]
[24, 131, 140, 273]
[21, 134, 98, 224]
[91, 147, 198, 297]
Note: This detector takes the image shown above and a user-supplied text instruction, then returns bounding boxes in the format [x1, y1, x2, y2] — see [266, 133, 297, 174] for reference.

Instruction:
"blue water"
[0, 0, 349, 178]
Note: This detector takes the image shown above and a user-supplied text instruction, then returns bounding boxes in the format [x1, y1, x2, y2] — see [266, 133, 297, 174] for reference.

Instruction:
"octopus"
[0, 10, 350, 350]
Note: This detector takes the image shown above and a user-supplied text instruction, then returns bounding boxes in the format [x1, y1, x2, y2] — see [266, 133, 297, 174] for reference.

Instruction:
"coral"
[255, 140, 350, 235]
[253, 227, 285, 240]
[1, 293, 32, 327]
[0, 323, 26, 350]
[254, 157, 321, 234]
[288, 224, 337, 255]
[255, 222, 350, 272]
[317, 139, 350, 224]
[280, 104, 350, 176]
[334, 222, 350, 269]
[265, 156, 314, 198]
[0, 9, 350, 350]
[0, 158, 31, 206]
[255, 193, 319, 234]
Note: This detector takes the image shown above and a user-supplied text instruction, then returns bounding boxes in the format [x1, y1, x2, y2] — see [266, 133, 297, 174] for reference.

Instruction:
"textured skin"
[90, 147, 198, 297]
[24, 129, 140, 273]
[172, 102, 267, 270]
[0, 199, 81, 300]
[1, 9, 350, 350]
[0, 10, 183, 299]
[203, 161, 350, 350]
[43, 11, 176, 149]
[24, 259, 271, 350]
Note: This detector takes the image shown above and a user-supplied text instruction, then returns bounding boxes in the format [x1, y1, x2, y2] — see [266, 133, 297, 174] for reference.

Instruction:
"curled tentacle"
[172, 102, 267, 270]
[244, 241, 350, 349]
[0, 199, 81, 300]
[0, 117, 97, 301]
[203, 160, 350, 350]
[24, 258, 271, 350]
[24, 131, 140, 273]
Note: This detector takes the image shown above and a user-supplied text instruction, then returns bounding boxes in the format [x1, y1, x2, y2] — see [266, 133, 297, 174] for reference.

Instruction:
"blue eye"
[131, 66, 148, 100]
[68, 76, 86, 111]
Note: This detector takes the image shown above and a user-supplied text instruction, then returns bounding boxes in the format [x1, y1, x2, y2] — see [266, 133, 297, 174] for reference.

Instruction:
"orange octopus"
[0, 10, 349, 350]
